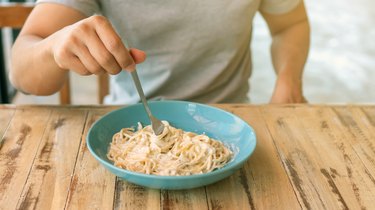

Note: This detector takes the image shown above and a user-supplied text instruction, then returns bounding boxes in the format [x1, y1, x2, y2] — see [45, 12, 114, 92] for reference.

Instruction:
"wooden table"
[1, 104, 374, 210]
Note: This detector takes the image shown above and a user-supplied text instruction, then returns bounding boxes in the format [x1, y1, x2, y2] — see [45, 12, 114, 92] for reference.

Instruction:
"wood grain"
[341, 106, 375, 177]
[0, 107, 15, 144]
[206, 105, 301, 210]
[59, 76, 71, 105]
[98, 74, 109, 104]
[160, 188, 207, 210]
[0, 105, 375, 210]
[293, 106, 375, 209]
[0, 107, 51, 209]
[236, 105, 301, 209]
[0, 3, 33, 28]
[113, 180, 161, 210]
[204, 105, 253, 210]
[15, 108, 87, 210]
[260, 105, 344, 209]
[64, 108, 116, 210]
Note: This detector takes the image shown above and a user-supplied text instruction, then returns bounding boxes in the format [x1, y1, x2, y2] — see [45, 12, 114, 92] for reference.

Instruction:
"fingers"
[54, 39, 103, 76]
[53, 43, 91, 75]
[53, 15, 147, 76]
[91, 16, 135, 71]
[81, 27, 122, 75]
[73, 44, 106, 75]
[69, 57, 92, 75]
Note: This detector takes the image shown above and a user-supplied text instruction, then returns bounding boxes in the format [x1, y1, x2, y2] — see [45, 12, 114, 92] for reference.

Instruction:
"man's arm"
[11, 3, 144, 96]
[11, 4, 85, 95]
[260, 1, 310, 103]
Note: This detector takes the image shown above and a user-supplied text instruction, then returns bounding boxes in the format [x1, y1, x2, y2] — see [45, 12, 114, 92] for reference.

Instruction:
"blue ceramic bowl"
[87, 101, 256, 190]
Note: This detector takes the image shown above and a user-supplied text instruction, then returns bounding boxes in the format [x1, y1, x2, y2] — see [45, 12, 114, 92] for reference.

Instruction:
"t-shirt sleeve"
[36, 0, 100, 17]
[259, 0, 301, 14]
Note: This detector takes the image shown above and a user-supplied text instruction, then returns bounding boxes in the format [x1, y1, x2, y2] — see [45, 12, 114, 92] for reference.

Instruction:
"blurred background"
[250, 0, 375, 104]
[1, 0, 374, 105]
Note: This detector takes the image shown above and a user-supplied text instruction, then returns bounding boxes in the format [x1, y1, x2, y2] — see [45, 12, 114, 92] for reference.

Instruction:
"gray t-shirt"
[37, 0, 300, 104]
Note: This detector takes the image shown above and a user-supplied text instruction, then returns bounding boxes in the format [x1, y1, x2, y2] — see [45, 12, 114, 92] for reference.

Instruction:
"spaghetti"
[107, 121, 232, 176]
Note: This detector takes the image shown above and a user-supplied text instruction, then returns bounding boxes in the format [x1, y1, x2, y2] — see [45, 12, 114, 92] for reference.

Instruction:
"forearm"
[260, 0, 310, 103]
[271, 19, 310, 83]
[10, 34, 68, 95]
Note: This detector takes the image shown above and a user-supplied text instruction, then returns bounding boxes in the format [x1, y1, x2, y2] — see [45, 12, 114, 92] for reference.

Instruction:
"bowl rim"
[86, 100, 257, 180]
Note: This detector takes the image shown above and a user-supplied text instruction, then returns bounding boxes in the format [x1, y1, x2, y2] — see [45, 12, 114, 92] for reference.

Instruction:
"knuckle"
[90, 15, 107, 25]
[54, 50, 70, 69]
[90, 64, 103, 74]
[79, 22, 90, 32]
[65, 34, 79, 46]
[99, 51, 113, 66]
[72, 23, 89, 36]
[106, 37, 121, 52]
[55, 60, 66, 69]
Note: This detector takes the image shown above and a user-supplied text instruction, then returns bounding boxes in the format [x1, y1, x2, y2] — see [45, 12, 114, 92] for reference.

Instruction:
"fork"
[130, 70, 165, 135]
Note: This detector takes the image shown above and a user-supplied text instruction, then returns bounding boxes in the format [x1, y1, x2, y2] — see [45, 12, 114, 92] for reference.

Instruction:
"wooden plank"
[331, 106, 375, 207]
[293, 106, 375, 209]
[0, 3, 34, 28]
[0, 107, 15, 142]
[59, 76, 71, 105]
[98, 74, 109, 104]
[357, 106, 375, 134]
[206, 105, 300, 210]
[205, 174, 254, 210]
[65, 108, 116, 210]
[234, 105, 300, 209]
[15, 108, 87, 209]
[113, 180, 160, 210]
[331, 107, 375, 193]
[205, 105, 254, 210]
[260, 105, 345, 209]
[160, 188, 207, 210]
[0, 107, 51, 209]
[114, 182, 207, 210]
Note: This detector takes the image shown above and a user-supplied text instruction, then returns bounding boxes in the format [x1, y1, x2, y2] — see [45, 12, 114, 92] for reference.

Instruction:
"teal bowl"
[87, 101, 256, 190]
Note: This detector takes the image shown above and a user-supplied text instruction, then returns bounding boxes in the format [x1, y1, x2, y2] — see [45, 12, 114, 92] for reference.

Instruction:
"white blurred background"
[250, 0, 375, 103]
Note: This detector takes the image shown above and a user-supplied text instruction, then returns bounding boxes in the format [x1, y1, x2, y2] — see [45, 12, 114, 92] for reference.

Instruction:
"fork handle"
[130, 70, 153, 119]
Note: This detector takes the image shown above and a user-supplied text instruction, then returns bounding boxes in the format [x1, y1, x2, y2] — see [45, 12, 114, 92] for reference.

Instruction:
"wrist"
[271, 71, 306, 104]
[276, 69, 302, 84]
[43, 32, 59, 66]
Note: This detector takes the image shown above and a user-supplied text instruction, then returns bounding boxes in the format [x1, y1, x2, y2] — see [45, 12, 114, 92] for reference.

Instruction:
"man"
[10, 0, 309, 104]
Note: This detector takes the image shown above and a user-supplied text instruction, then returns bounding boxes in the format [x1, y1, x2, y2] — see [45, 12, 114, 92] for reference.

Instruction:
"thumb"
[129, 48, 146, 64]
